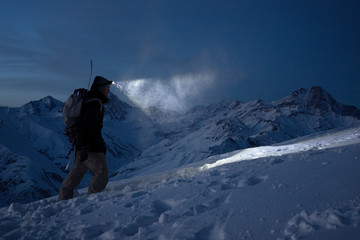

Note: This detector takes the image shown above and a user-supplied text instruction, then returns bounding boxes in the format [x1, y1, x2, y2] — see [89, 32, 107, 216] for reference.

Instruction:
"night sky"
[1, 0, 359, 110]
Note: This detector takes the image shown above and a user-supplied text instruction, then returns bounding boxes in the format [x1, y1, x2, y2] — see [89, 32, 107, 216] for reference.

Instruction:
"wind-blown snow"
[1, 127, 359, 239]
[115, 73, 214, 112]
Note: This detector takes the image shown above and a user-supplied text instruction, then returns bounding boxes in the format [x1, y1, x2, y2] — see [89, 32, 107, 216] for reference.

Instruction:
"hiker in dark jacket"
[58, 76, 113, 201]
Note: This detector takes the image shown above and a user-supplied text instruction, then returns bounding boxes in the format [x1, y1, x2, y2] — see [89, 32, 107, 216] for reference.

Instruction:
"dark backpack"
[62, 88, 103, 145]
[62, 88, 88, 144]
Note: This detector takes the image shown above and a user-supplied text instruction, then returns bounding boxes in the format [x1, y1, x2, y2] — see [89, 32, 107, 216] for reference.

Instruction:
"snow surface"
[1, 127, 360, 240]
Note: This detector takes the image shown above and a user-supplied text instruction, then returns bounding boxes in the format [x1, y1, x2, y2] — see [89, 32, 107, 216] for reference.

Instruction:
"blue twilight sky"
[0, 0, 359, 110]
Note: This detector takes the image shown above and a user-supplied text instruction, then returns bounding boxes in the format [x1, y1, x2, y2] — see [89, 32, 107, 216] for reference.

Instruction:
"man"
[58, 76, 113, 201]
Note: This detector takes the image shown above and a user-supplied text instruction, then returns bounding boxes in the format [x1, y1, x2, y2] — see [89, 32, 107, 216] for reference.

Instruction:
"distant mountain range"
[0, 86, 359, 207]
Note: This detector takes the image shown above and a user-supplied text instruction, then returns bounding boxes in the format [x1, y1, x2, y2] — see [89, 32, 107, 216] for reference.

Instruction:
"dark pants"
[58, 152, 108, 201]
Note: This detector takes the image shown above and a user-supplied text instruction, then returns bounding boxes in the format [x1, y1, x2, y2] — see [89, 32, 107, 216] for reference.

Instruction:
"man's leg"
[85, 152, 109, 194]
[58, 152, 88, 201]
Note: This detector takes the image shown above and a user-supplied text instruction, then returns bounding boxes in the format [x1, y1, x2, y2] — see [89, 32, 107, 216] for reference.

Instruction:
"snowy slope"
[0, 127, 359, 240]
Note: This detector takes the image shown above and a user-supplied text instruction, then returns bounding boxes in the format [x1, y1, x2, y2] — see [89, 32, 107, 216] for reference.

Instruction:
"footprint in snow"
[124, 198, 142, 209]
[207, 179, 237, 192]
[226, 171, 243, 179]
[122, 200, 173, 237]
[271, 158, 284, 165]
[184, 193, 232, 217]
[131, 190, 149, 198]
[238, 175, 268, 187]
[246, 176, 268, 186]
[151, 200, 173, 216]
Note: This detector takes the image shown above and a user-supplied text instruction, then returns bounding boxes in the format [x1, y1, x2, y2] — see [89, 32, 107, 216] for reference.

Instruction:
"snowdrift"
[1, 127, 359, 240]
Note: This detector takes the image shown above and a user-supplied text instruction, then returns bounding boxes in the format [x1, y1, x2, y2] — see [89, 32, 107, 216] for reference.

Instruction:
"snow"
[1, 87, 360, 206]
[1, 127, 360, 240]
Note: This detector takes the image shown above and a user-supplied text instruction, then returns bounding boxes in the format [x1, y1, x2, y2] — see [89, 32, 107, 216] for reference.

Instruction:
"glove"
[80, 146, 89, 162]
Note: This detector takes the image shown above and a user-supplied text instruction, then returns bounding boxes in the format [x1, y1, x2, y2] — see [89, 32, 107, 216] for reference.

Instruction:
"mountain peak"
[105, 92, 132, 120]
[305, 86, 337, 111]
[21, 96, 63, 116]
[277, 86, 334, 109]
[304, 86, 360, 118]
[276, 86, 360, 118]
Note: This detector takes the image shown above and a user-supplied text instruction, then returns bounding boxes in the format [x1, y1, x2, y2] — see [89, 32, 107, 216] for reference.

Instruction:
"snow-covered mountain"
[0, 86, 359, 207]
[1, 126, 359, 240]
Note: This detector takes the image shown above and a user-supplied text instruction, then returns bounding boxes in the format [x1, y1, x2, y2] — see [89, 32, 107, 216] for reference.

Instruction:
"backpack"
[62, 88, 103, 145]
[62, 88, 88, 144]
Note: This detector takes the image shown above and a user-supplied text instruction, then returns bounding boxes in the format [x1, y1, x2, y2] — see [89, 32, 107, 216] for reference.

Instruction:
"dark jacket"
[77, 88, 109, 153]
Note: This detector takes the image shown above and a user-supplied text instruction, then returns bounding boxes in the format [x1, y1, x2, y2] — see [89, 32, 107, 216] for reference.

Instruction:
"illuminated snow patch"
[199, 127, 360, 171]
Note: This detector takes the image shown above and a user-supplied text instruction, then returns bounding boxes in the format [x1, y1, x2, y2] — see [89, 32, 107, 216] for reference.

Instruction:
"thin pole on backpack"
[87, 59, 93, 90]
[65, 146, 75, 170]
